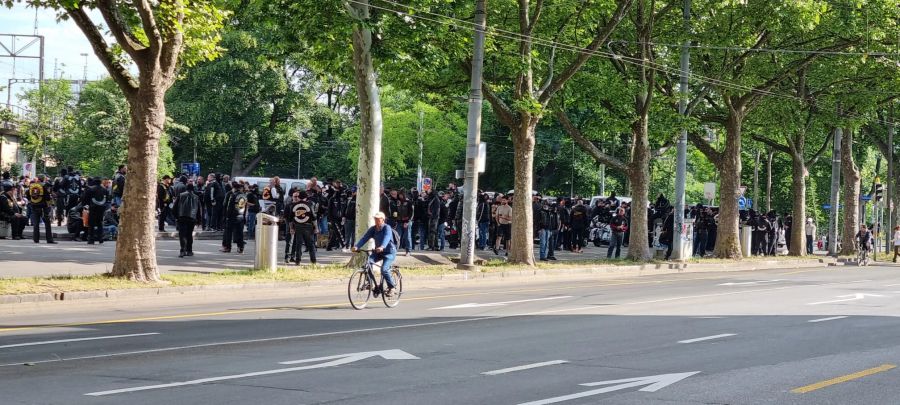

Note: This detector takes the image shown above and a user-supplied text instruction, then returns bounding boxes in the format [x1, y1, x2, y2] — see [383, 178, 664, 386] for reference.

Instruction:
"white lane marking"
[86, 349, 419, 396]
[693, 316, 726, 319]
[808, 316, 848, 323]
[887, 283, 900, 287]
[482, 360, 568, 376]
[718, 279, 783, 286]
[0, 333, 160, 349]
[432, 296, 573, 310]
[519, 371, 700, 405]
[807, 293, 884, 306]
[0, 317, 493, 368]
[678, 334, 736, 344]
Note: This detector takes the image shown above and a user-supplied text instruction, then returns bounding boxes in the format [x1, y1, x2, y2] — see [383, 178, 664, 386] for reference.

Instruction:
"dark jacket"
[174, 190, 200, 220]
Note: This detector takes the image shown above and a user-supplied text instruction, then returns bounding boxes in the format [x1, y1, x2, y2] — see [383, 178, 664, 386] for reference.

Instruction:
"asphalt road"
[0, 237, 631, 277]
[2, 264, 900, 404]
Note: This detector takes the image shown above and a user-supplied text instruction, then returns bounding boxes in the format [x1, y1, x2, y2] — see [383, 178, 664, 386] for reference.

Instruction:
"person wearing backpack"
[174, 183, 200, 257]
[83, 177, 109, 244]
[221, 181, 247, 254]
[26, 175, 56, 244]
[351, 211, 399, 297]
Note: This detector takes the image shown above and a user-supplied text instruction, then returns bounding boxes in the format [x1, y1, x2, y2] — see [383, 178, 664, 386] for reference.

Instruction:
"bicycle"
[348, 250, 403, 310]
[856, 242, 870, 266]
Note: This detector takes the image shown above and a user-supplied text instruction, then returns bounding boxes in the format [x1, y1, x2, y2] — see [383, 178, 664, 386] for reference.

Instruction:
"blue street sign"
[738, 196, 747, 210]
[860, 195, 872, 201]
[822, 204, 843, 210]
[181, 162, 200, 175]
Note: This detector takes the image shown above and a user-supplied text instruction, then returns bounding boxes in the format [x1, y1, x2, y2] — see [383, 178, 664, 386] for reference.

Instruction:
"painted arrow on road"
[431, 296, 573, 310]
[85, 349, 419, 396]
[807, 293, 884, 306]
[518, 371, 701, 405]
[718, 279, 783, 286]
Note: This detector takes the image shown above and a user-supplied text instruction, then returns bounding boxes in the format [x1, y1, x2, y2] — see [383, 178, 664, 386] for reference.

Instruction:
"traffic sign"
[703, 182, 716, 200]
[422, 177, 432, 192]
[860, 195, 872, 201]
[738, 196, 747, 210]
[180, 162, 200, 176]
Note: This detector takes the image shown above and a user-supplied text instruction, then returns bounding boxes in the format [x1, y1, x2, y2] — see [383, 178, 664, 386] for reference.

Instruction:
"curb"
[0, 258, 843, 305]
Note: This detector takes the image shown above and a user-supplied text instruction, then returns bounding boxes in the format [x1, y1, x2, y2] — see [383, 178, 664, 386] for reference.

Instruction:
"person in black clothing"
[342, 188, 357, 250]
[286, 190, 318, 264]
[570, 198, 589, 253]
[246, 184, 260, 240]
[26, 175, 55, 244]
[221, 181, 247, 254]
[397, 190, 414, 255]
[437, 192, 450, 250]
[476, 193, 492, 250]
[204, 173, 223, 231]
[174, 183, 200, 257]
[662, 207, 676, 260]
[414, 191, 429, 250]
[607, 207, 628, 258]
[156, 175, 174, 232]
[556, 199, 571, 251]
[0, 183, 27, 239]
[83, 177, 109, 244]
[112, 165, 126, 207]
[53, 168, 68, 226]
[766, 210, 779, 255]
[427, 191, 441, 250]
[327, 190, 345, 251]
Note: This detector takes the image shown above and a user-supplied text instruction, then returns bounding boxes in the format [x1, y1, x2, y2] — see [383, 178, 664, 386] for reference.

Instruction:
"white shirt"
[893, 230, 900, 246]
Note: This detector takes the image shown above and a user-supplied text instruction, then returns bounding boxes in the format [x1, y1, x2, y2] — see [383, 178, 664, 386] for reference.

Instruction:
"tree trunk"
[231, 148, 243, 177]
[349, 0, 383, 264]
[840, 127, 860, 255]
[713, 111, 744, 259]
[626, 117, 651, 260]
[789, 155, 806, 256]
[509, 121, 536, 266]
[111, 89, 165, 281]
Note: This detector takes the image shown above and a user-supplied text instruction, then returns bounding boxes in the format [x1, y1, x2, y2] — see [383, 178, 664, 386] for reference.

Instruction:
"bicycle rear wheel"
[348, 269, 371, 310]
[382, 268, 403, 308]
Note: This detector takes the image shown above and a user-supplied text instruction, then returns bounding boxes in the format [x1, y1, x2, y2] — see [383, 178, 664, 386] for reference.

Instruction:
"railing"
[1, 103, 28, 131]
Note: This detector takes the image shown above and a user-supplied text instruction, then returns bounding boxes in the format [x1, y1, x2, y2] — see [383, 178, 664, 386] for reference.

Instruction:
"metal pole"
[753, 149, 760, 211]
[672, 0, 690, 260]
[417, 110, 424, 191]
[599, 164, 606, 196]
[296, 131, 302, 180]
[888, 103, 894, 253]
[828, 127, 842, 255]
[458, 0, 487, 270]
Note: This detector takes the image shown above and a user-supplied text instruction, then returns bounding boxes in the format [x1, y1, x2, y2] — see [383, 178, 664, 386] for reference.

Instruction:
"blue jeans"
[344, 220, 355, 248]
[539, 229, 552, 259]
[399, 222, 412, 252]
[416, 222, 428, 250]
[478, 221, 489, 249]
[318, 217, 328, 236]
[368, 251, 397, 288]
[607, 231, 624, 258]
[247, 212, 257, 240]
[103, 225, 118, 240]
[438, 224, 446, 250]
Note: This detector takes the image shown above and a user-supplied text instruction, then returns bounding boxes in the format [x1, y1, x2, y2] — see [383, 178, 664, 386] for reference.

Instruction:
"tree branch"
[687, 130, 723, 164]
[97, 0, 146, 57]
[805, 131, 832, 167]
[134, 0, 163, 62]
[64, 5, 139, 98]
[526, 0, 544, 35]
[750, 133, 791, 155]
[555, 109, 628, 172]
[538, 0, 633, 105]
[159, 0, 185, 86]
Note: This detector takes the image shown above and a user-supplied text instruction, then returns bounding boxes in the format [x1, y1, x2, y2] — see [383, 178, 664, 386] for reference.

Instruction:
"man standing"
[112, 165, 126, 207]
[157, 175, 174, 232]
[494, 196, 512, 255]
[607, 207, 628, 259]
[343, 187, 357, 251]
[53, 168, 69, 226]
[221, 181, 247, 254]
[103, 203, 119, 241]
[204, 173, 222, 231]
[397, 190, 414, 255]
[174, 183, 200, 257]
[805, 218, 816, 255]
[0, 183, 27, 239]
[476, 193, 492, 250]
[570, 198, 589, 253]
[27, 175, 55, 244]
[286, 190, 318, 265]
[83, 177, 109, 244]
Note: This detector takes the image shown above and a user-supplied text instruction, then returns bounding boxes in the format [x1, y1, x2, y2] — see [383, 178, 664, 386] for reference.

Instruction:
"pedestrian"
[806, 218, 820, 252]
[343, 187, 357, 251]
[112, 165, 126, 207]
[493, 196, 512, 255]
[286, 190, 317, 265]
[893, 225, 900, 262]
[26, 175, 56, 244]
[174, 183, 200, 257]
[246, 184, 260, 240]
[103, 203, 119, 241]
[570, 198, 589, 253]
[0, 182, 27, 239]
[397, 190, 413, 255]
[157, 175, 174, 232]
[607, 207, 627, 259]
[221, 181, 247, 254]
[83, 177, 109, 244]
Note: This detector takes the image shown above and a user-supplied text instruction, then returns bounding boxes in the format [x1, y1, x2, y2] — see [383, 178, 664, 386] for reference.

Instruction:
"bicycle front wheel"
[382, 268, 403, 308]
[348, 270, 371, 310]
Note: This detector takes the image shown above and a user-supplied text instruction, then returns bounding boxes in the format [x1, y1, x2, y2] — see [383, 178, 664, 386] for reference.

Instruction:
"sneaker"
[384, 288, 394, 297]
[540, 258, 548, 261]
[186, 252, 194, 257]
[220, 248, 231, 253]
[238, 247, 244, 254]
[179, 252, 185, 258]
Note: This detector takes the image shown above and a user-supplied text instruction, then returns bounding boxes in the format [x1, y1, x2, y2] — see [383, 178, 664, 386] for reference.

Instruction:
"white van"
[233, 177, 322, 193]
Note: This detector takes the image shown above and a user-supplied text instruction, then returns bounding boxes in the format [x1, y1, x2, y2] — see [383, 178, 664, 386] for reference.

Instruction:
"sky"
[1, 4, 108, 106]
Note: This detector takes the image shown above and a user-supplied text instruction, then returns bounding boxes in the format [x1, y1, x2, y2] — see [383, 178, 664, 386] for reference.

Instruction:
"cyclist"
[351, 211, 398, 296]
[856, 223, 873, 259]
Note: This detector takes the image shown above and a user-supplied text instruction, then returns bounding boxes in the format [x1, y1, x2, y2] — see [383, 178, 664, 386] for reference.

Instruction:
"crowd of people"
[0, 166, 124, 244]
[1, 165, 831, 262]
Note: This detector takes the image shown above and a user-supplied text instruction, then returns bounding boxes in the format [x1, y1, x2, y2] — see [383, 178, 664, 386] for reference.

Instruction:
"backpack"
[28, 183, 44, 204]
[391, 227, 401, 249]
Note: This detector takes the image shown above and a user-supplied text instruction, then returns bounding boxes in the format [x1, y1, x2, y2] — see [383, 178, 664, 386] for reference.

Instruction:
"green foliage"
[54, 79, 176, 177]
[15, 79, 74, 169]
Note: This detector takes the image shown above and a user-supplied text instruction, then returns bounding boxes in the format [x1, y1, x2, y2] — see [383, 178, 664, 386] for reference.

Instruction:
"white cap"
[374, 211, 386, 219]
